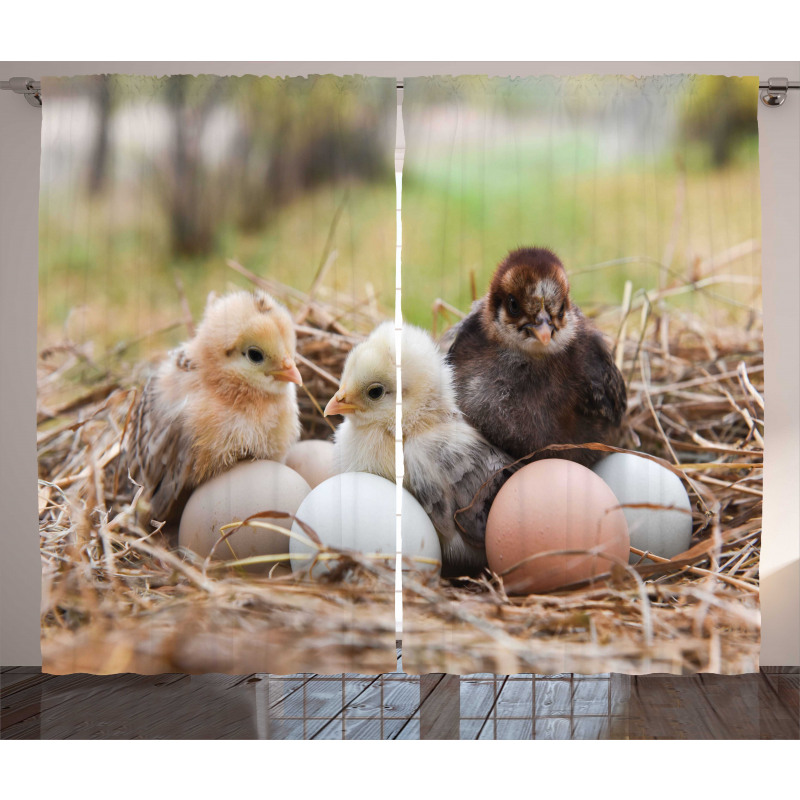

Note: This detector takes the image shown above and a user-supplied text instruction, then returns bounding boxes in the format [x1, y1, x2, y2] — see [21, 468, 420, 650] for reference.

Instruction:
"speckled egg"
[486, 459, 630, 594]
[179, 460, 311, 572]
[592, 452, 693, 563]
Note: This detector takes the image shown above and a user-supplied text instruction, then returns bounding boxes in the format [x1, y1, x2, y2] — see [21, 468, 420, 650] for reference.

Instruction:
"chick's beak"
[324, 391, 360, 416]
[270, 358, 303, 385]
[531, 321, 553, 345]
[523, 311, 553, 345]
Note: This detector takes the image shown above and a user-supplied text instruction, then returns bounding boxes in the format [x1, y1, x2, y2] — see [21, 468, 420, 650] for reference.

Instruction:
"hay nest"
[37, 262, 761, 675]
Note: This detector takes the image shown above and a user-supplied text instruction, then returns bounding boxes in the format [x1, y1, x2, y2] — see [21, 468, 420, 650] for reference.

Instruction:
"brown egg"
[486, 459, 630, 594]
[284, 439, 336, 488]
[179, 460, 311, 573]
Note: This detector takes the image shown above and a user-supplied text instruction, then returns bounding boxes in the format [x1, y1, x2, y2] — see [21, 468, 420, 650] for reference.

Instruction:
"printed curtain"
[38, 73, 762, 677]
[399, 75, 762, 675]
[38, 74, 399, 674]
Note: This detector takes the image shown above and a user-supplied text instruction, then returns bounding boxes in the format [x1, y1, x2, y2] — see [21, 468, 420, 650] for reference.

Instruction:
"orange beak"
[270, 358, 303, 385]
[531, 321, 552, 345]
[324, 392, 360, 416]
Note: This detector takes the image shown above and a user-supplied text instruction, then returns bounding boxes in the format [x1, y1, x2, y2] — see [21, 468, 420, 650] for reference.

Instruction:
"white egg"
[284, 439, 336, 488]
[179, 460, 311, 572]
[592, 452, 693, 563]
[289, 472, 441, 577]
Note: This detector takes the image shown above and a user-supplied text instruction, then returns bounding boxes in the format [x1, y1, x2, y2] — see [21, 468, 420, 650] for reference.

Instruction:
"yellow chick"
[127, 289, 302, 523]
[325, 321, 514, 576]
[325, 322, 398, 481]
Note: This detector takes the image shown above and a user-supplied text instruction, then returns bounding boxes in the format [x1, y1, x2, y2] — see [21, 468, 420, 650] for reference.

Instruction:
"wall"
[1, 61, 798, 667]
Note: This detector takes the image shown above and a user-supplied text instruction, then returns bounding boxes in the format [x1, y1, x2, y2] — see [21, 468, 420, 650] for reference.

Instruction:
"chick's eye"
[245, 347, 265, 364]
[367, 384, 385, 401]
[506, 295, 521, 317]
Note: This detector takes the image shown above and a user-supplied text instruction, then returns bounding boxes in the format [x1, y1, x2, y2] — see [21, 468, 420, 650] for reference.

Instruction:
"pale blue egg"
[592, 453, 693, 563]
[289, 471, 441, 577]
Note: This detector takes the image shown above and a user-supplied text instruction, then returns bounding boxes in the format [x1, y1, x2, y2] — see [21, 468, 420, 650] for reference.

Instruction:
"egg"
[486, 459, 630, 594]
[289, 472, 441, 577]
[284, 439, 336, 488]
[179, 460, 311, 572]
[592, 452, 693, 563]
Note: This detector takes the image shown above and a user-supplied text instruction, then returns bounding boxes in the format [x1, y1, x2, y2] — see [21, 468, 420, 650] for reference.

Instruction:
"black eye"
[367, 384, 385, 401]
[506, 295, 521, 317]
[245, 347, 265, 364]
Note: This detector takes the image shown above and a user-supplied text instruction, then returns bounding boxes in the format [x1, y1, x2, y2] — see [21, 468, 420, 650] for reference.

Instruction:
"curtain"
[38, 73, 763, 679]
[400, 75, 762, 675]
[38, 74, 398, 674]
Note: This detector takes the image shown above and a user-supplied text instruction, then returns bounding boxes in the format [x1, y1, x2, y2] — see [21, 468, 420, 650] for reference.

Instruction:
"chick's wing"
[405, 424, 513, 549]
[577, 333, 627, 428]
[128, 376, 195, 523]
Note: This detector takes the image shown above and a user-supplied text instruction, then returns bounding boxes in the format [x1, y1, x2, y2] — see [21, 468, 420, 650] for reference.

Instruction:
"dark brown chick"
[445, 247, 626, 467]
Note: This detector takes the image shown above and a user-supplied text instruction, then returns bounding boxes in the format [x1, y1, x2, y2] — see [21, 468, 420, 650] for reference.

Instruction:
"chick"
[325, 321, 514, 576]
[446, 247, 626, 467]
[127, 289, 302, 523]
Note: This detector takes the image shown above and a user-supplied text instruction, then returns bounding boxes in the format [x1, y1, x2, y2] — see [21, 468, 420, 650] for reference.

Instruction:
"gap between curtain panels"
[394, 85, 405, 635]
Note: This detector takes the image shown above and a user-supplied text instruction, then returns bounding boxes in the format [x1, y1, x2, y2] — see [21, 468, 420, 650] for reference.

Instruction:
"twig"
[124, 537, 218, 594]
[613, 280, 633, 370]
[737, 361, 765, 412]
[299, 382, 336, 432]
[629, 547, 758, 593]
[295, 352, 340, 387]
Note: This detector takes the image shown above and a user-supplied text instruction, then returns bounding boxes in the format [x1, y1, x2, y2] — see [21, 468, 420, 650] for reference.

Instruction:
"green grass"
[38, 142, 762, 367]
[38, 181, 397, 360]
[401, 143, 762, 330]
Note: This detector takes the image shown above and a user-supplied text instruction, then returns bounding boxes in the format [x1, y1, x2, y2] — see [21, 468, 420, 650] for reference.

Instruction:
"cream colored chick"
[325, 321, 514, 576]
[127, 289, 302, 523]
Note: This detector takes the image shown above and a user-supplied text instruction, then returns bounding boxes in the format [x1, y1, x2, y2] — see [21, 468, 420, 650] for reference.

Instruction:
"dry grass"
[38, 259, 762, 676]
[405, 273, 762, 675]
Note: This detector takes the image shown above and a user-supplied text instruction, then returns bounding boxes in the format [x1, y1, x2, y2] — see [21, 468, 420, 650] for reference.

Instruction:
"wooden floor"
[2, 656, 797, 739]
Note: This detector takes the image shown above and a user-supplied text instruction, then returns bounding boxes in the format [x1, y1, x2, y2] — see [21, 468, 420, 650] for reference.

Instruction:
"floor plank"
[0, 671, 55, 696]
[479, 715, 534, 740]
[316, 716, 408, 740]
[309, 677, 383, 740]
[610, 672, 797, 739]
[458, 676, 498, 720]
[346, 676, 420, 719]
[459, 718, 484, 740]
[534, 717, 572, 740]
[758, 672, 799, 739]
[495, 678, 533, 719]
[420, 674, 460, 739]
[44, 674, 256, 739]
[394, 718, 420, 739]
[535, 678, 574, 717]
[2, 666, 798, 740]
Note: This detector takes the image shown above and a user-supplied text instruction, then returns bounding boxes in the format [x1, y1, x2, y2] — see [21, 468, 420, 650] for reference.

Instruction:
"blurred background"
[401, 75, 761, 332]
[37, 73, 762, 384]
[38, 74, 397, 358]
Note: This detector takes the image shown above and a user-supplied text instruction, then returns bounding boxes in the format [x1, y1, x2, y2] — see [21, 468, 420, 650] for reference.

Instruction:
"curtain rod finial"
[0, 77, 42, 107]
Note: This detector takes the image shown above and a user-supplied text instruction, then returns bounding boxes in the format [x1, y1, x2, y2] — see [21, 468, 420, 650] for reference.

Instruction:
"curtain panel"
[400, 75, 761, 674]
[38, 74, 399, 674]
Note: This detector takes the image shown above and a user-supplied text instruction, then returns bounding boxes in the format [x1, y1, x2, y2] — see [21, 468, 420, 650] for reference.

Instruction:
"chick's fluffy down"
[127, 289, 301, 523]
[331, 321, 514, 575]
[446, 247, 626, 466]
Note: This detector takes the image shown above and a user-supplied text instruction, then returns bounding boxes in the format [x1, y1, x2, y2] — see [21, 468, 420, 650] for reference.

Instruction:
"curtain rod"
[3, 77, 799, 108]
